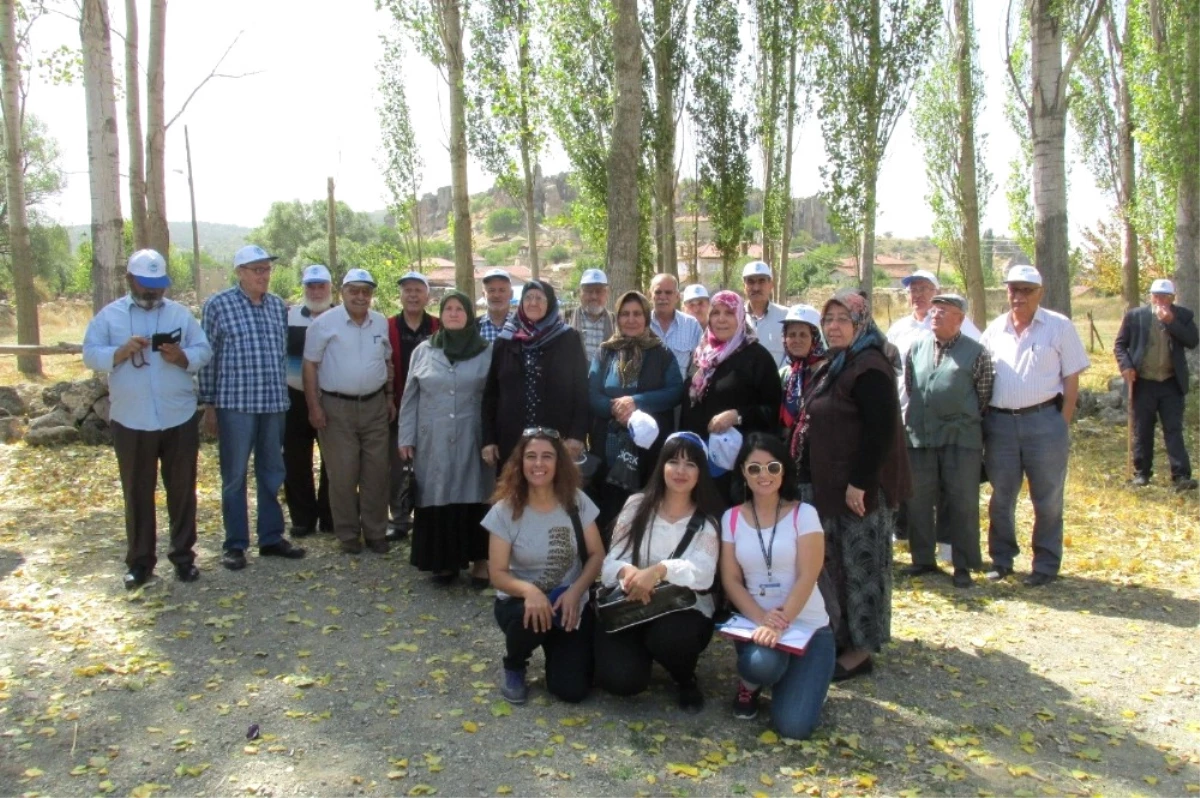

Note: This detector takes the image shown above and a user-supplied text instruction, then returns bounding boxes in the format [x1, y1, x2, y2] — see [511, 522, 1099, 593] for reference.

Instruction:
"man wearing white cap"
[681, 284, 711, 328]
[648, 273, 703, 379]
[479, 268, 514, 343]
[569, 268, 614, 362]
[200, 244, 306, 570]
[303, 268, 395, 554]
[283, 265, 336, 539]
[1114, 278, 1199, 490]
[741, 261, 788, 365]
[980, 265, 1090, 587]
[887, 269, 981, 413]
[386, 271, 439, 539]
[84, 250, 212, 589]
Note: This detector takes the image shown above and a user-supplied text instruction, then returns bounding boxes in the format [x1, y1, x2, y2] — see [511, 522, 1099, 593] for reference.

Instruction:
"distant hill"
[66, 221, 254, 263]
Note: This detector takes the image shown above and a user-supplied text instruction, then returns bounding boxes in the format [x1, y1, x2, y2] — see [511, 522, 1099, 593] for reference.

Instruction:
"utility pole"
[185, 125, 200, 296]
[327, 177, 338, 279]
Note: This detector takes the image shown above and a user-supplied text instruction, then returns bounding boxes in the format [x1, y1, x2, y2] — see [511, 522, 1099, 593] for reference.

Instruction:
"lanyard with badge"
[749, 498, 783, 599]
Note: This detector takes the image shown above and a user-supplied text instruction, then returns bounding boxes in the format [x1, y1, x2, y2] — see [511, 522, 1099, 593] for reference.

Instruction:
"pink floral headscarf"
[689, 290, 756, 404]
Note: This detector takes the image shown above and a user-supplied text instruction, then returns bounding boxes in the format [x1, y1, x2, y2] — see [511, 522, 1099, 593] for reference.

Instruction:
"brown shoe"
[340, 540, 363, 555]
[366, 539, 390, 555]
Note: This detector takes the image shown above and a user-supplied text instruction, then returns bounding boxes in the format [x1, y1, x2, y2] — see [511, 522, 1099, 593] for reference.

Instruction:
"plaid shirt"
[478, 311, 513, 343]
[198, 286, 289, 413]
[905, 332, 995, 412]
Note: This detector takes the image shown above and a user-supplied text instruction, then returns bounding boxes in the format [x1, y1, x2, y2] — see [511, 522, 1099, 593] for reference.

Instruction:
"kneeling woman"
[719, 433, 835, 739]
[484, 428, 605, 705]
[595, 432, 722, 712]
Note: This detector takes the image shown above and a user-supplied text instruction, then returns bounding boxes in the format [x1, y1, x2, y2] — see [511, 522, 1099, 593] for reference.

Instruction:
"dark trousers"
[1132, 378, 1192, 480]
[594, 609, 714, 695]
[906, 445, 983, 570]
[111, 417, 200, 571]
[494, 597, 594, 703]
[283, 388, 331, 531]
[388, 419, 412, 527]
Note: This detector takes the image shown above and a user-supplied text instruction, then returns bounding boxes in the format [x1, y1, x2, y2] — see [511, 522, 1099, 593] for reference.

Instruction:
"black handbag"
[604, 426, 642, 492]
[595, 511, 708, 633]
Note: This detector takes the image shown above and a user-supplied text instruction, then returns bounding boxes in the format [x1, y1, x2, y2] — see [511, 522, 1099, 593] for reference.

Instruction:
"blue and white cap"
[901, 269, 940, 288]
[233, 244, 278, 268]
[1150, 278, 1175, 295]
[301, 264, 332, 284]
[782, 304, 821, 327]
[127, 249, 170, 289]
[1004, 264, 1043, 286]
[342, 268, 376, 287]
[707, 428, 743, 478]
[398, 271, 429, 287]
[742, 261, 772, 279]
[580, 268, 608, 286]
[482, 268, 511, 283]
[682, 284, 709, 303]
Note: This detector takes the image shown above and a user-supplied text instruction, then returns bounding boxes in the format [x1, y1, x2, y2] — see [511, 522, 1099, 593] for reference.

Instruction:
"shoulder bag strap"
[569, 508, 588, 568]
[668, 510, 708, 560]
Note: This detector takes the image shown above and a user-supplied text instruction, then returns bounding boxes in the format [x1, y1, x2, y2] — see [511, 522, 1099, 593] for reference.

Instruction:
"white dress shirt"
[303, 305, 392, 396]
[981, 306, 1090, 409]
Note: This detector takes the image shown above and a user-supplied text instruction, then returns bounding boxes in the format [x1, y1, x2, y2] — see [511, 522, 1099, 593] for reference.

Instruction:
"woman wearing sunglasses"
[718, 433, 834, 739]
[595, 432, 722, 712]
[484, 428, 605, 705]
[790, 288, 910, 682]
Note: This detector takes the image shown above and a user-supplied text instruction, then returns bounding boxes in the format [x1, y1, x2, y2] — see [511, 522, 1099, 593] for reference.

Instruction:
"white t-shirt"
[720, 503, 828, 629]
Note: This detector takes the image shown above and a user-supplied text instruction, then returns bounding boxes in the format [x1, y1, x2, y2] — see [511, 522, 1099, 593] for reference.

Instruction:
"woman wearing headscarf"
[679, 290, 783, 505]
[398, 291, 494, 585]
[482, 280, 590, 469]
[587, 291, 685, 532]
[791, 287, 911, 682]
[778, 304, 826, 441]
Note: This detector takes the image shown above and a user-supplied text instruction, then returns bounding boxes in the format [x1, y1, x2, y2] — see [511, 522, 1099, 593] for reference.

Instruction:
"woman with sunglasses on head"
[482, 281, 589, 470]
[594, 432, 722, 712]
[719, 433, 835, 739]
[484, 428, 605, 705]
[790, 288, 910, 682]
[679, 290, 783, 504]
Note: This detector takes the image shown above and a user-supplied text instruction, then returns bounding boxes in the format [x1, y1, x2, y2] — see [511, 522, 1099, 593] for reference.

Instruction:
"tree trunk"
[327, 177, 337, 277]
[859, 165, 878, 301]
[606, 0, 641, 298]
[184, 124, 200, 295]
[1174, 5, 1200, 313]
[1, 0, 40, 375]
[1107, 7, 1138, 311]
[652, 0, 677, 278]
[778, 39, 797, 304]
[123, 0, 147, 250]
[444, 0, 474, 302]
[517, 11, 539, 281]
[955, 0, 987, 326]
[144, 0, 168, 260]
[1028, 0, 1073, 316]
[81, 0, 124, 312]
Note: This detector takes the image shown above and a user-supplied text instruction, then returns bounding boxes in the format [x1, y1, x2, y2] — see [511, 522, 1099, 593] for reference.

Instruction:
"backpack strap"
[669, 510, 708, 560]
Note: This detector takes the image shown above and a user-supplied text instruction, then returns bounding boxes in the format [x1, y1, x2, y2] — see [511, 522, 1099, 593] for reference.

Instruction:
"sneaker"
[732, 683, 760, 720]
[678, 681, 704, 714]
[221, 550, 247, 571]
[501, 668, 528, 705]
[1174, 477, 1198, 492]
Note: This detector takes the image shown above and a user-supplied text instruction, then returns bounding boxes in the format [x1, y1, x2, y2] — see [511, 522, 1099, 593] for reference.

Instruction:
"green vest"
[905, 334, 984, 450]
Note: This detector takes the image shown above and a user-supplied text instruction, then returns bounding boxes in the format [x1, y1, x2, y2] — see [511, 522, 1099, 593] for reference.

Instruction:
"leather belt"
[989, 397, 1058, 416]
[323, 387, 385, 402]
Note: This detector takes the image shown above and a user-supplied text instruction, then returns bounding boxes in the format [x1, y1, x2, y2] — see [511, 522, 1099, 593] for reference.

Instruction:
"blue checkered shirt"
[198, 286, 289, 413]
[479, 311, 513, 343]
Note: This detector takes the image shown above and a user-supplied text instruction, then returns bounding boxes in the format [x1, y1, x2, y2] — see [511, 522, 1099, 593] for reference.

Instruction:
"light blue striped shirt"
[83, 296, 211, 431]
[649, 309, 703, 379]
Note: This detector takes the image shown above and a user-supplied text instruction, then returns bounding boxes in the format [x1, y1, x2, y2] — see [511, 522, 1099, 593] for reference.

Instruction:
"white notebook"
[716, 613, 817, 655]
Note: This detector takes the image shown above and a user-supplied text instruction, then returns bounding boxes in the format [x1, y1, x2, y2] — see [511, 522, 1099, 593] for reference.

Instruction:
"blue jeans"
[737, 625, 836, 740]
[217, 410, 286, 552]
[983, 406, 1069, 575]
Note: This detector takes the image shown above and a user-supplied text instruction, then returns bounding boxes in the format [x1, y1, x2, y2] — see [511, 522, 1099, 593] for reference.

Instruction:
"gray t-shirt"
[482, 490, 599, 600]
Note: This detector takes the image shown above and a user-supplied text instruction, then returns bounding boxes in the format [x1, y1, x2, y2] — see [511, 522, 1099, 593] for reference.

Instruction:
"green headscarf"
[429, 290, 488, 363]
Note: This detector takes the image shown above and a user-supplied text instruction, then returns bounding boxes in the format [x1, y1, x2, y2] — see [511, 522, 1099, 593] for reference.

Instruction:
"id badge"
[758, 582, 782, 599]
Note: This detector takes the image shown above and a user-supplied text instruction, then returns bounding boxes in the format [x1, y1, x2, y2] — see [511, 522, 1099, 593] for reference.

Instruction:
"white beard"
[305, 297, 333, 314]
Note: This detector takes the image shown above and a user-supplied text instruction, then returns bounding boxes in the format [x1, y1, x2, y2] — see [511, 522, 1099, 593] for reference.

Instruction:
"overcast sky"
[25, 0, 1108, 245]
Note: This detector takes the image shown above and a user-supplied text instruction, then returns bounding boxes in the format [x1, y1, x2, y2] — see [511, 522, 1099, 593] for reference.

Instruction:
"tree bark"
[443, 0, 474, 302]
[81, 0, 124, 311]
[144, 0, 169, 260]
[1174, 4, 1200, 313]
[123, 0, 147, 250]
[0, 0, 40, 375]
[778, 38, 797, 303]
[184, 124, 200, 294]
[517, 7, 539, 281]
[606, 0, 641, 298]
[652, 0, 677, 278]
[327, 177, 337, 277]
[955, 0, 986, 326]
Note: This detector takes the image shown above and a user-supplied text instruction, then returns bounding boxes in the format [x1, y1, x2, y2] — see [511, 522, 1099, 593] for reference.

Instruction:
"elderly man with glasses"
[199, 245, 307, 571]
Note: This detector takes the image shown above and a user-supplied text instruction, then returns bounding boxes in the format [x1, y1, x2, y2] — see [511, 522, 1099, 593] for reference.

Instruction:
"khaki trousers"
[317, 392, 390, 545]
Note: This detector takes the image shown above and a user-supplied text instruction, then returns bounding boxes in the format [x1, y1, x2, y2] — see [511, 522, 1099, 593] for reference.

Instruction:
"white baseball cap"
[398, 271, 429, 287]
[580, 268, 608, 286]
[301, 264, 332, 284]
[1150, 278, 1176, 295]
[707, 428, 743, 478]
[233, 244, 278, 268]
[342, 268, 376, 287]
[742, 261, 773, 279]
[627, 410, 660, 450]
[682, 284, 710, 303]
[1004, 264, 1043, 285]
[781, 304, 821, 328]
[482, 268, 511, 283]
[127, 249, 170, 289]
[901, 269, 940, 289]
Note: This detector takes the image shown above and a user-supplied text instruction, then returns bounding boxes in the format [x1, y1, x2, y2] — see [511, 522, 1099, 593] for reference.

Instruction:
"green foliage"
[1003, 5, 1036, 259]
[27, 223, 72, 296]
[485, 207, 523, 236]
[424, 239, 455, 260]
[481, 240, 521, 266]
[1080, 213, 1170, 296]
[785, 243, 843, 295]
[376, 28, 425, 265]
[741, 214, 762, 243]
[247, 200, 379, 271]
[546, 243, 571, 264]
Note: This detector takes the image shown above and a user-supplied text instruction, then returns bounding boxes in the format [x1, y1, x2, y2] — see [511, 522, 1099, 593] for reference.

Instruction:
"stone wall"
[0, 377, 112, 446]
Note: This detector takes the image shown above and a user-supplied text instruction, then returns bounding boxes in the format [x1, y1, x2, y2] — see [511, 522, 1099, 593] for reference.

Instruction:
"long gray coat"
[397, 341, 494, 508]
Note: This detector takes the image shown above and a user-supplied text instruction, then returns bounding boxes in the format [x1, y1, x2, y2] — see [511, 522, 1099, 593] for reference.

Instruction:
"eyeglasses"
[239, 265, 272, 276]
[521, 427, 561, 440]
[743, 461, 783, 476]
[823, 314, 854, 325]
[1007, 285, 1039, 296]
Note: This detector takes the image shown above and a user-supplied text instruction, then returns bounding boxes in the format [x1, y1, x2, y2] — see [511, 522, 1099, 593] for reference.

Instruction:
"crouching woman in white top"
[595, 432, 723, 712]
[719, 432, 836, 739]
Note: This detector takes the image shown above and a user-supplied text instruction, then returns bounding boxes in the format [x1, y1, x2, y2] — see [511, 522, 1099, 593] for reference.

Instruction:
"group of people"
[80, 244, 1197, 741]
